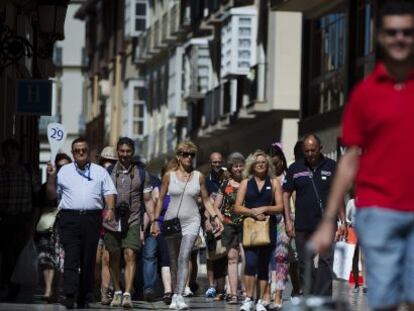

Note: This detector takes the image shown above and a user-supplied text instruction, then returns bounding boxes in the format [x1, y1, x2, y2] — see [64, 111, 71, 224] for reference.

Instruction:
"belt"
[60, 209, 102, 216]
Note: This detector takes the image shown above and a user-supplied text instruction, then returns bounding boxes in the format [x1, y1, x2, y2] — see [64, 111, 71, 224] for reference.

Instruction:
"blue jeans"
[355, 207, 414, 309]
[143, 235, 158, 291]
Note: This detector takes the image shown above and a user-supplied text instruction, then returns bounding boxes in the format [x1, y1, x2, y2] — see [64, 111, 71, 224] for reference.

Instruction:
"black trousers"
[295, 230, 334, 297]
[58, 210, 101, 303]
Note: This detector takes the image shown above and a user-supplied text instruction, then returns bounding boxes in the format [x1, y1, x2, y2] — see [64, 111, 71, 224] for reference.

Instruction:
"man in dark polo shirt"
[283, 134, 345, 296]
[311, 2, 414, 310]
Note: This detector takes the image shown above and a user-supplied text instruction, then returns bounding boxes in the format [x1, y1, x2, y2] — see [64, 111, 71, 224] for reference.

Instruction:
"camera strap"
[307, 168, 324, 213]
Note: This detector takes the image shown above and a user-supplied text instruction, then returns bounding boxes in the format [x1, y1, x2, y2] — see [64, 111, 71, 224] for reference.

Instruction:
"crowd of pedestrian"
[0, 2, 413, 311]
[0, 134, 346, 311]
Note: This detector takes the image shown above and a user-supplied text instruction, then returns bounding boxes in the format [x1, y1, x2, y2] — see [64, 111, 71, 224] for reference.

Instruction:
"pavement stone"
[0, 280, 370, 311]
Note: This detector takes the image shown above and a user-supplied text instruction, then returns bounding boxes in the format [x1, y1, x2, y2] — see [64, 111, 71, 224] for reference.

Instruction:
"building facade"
[39, 1, 86, 181]
[272, 0, 380, 158]
[0, 1, 69, 169]
[133, 0, 303, 171]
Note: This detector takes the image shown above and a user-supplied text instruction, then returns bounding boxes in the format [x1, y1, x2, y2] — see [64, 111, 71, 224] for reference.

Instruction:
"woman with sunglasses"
[234, 150, 283, 311]
[151, 141, 223, 310]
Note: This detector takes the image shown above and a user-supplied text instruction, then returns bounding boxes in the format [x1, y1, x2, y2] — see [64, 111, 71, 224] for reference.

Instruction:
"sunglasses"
[179, 151, 196, 158]
[383, 27, 414, 38]
[73, 148, 88, 154]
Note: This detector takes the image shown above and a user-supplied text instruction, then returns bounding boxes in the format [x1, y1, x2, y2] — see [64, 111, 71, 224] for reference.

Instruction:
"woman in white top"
[151, 141, 223, 310]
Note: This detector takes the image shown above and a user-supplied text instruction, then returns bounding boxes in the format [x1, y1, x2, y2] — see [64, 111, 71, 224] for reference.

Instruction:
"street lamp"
[0, 0, 68, 71]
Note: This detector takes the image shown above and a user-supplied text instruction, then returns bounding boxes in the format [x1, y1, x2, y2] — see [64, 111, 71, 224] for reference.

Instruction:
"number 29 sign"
[47, 123, 67, 164]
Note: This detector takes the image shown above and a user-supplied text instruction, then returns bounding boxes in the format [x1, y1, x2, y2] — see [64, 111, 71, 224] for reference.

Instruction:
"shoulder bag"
[36, 208, 59, 233]
[242, 178, 275, 247]
[162, 172, 191, 236]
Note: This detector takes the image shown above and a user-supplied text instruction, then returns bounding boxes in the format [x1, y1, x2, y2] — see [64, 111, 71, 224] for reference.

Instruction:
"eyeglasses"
[383, 27, 414, 38]
[180, 151, 196, 158]
[73, 148, 88, 154]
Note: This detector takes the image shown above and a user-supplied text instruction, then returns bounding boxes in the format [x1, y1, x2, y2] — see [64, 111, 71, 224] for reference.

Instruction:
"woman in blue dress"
[234, 150, 283, 311]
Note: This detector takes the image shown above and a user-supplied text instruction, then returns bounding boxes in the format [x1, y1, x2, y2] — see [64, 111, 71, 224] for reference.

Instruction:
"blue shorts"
[355, 207, 414, 309]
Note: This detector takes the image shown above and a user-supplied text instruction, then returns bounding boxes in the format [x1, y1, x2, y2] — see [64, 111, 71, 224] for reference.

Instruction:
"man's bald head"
[210, 152, 223, 173]
[302, 134, 322, 167]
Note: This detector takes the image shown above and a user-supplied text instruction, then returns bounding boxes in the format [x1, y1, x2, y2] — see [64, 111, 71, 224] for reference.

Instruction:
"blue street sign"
[16, 80, 52, 115]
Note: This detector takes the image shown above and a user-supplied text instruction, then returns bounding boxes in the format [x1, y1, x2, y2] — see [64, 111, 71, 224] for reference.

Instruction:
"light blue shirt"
[57, 163, 117, 210]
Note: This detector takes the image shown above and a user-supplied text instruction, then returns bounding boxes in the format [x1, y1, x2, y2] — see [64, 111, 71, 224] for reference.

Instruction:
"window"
[132, 86, 147, 137]
[355, 0, 375, 79]
[307, 6, 347, 116]
[239, 18, 251, 25]
[135, 19, 146, 31]
[239, 39, 251, 48]
[239, 27, 251, 36]
[125, 0, 148, 37]
[238, 50, 250, 59]
[135, 1, 147, 32]
[136, 3, 146, 15]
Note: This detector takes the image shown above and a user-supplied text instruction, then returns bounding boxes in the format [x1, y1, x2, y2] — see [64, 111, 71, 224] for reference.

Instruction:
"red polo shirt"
[342, 62, 414, 212]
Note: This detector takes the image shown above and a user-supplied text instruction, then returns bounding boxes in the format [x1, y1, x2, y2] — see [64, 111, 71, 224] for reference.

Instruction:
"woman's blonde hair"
[175, 141, 198, 155]
[243, 149, 275, 178]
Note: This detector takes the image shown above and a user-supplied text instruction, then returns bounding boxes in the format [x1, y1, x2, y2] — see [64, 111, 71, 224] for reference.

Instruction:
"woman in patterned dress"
[37, 153, 71, 302]
[213, 152, 246, 304]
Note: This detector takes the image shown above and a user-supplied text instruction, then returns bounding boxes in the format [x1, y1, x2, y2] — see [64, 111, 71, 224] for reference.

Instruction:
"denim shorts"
[355, 207, 414, 309]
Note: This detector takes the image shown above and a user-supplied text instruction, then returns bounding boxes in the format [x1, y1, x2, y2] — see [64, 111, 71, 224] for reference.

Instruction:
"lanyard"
[75, 162, 92, 181]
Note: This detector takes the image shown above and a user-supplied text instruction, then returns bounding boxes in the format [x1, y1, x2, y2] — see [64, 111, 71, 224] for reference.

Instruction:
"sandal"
[227, 295, 238, 304]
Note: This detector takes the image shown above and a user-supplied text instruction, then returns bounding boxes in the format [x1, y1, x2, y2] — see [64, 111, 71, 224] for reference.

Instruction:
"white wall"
[266, 11, 302, 111]
[60, 5, 85, 66]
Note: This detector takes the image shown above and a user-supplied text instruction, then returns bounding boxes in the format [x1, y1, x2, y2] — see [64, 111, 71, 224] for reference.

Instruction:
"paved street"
[0, 280, 370, 311]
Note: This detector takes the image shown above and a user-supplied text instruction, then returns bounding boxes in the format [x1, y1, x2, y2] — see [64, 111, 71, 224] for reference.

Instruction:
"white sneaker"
[256, 300, 267, 311]
[240, 297, 254, 311]
[175, 295, 188, 310]
[183, 286, 194, 297]
[169, 294, 178, 309]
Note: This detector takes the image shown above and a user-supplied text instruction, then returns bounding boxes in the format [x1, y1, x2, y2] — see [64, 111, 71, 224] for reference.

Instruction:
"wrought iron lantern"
[0, 0, 68, 71]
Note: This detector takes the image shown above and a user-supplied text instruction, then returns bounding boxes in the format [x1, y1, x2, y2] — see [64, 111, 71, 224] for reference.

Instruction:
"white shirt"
[57, 163, 117, 210]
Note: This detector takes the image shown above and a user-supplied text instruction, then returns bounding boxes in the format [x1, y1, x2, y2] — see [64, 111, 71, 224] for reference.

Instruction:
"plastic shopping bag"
[333, 240, 355, 280]
[11, 238, 39, 286]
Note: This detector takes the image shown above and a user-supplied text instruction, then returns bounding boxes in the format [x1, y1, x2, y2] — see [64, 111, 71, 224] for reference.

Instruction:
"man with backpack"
[104, 137, 154, 308]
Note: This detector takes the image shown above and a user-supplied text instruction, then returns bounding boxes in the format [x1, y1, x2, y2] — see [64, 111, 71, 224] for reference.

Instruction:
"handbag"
[242, 178, 274, 247]
[162, 172, 191, 236]
[242, 216, 271, 247]
[36, 209, 59, 233]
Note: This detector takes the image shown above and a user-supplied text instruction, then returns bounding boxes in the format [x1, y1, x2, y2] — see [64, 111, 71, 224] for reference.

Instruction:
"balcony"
[134, 30, 153, 63]
[161, 12, 175, 44]
[169, 2, 191, 38]
[154, 20, 167, 49]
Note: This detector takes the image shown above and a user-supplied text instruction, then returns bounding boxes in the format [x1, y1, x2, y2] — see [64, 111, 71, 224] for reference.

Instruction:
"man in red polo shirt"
[311, 1, 414, 310]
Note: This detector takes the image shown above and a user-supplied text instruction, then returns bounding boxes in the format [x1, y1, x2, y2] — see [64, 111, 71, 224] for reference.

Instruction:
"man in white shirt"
[47, 137, 116, 309]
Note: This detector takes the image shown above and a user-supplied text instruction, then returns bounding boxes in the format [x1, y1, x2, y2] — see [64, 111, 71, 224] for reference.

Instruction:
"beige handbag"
[242, 178, 274, 247]
[242, 216, 271, 247]
[36, 209, 59, 233]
